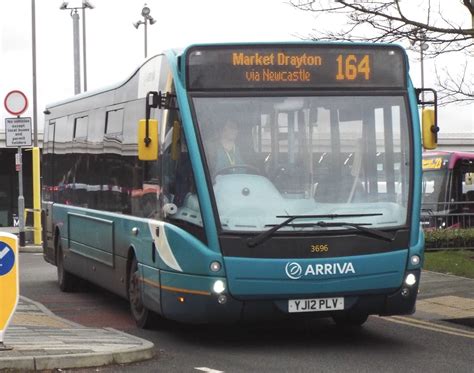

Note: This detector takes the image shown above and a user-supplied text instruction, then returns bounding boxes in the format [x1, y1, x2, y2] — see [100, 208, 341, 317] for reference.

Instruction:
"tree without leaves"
[435, 62, 473, 105]
[290, 0, 474, 104]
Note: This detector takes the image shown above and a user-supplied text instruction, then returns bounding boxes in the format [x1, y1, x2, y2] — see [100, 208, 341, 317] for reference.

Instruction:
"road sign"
[0, 232, 19, 344]
[5, 117, 32, 147]
[4, 90, 28, 116]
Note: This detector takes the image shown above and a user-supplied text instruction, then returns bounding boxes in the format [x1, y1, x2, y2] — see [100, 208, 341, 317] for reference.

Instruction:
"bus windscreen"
[185, 44, 406, 90]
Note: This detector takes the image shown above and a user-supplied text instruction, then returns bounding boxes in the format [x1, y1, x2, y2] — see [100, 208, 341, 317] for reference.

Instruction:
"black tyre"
[56, 241, 76, 292]
[128, 256, 155, 328]
[332, 312, 369, 327]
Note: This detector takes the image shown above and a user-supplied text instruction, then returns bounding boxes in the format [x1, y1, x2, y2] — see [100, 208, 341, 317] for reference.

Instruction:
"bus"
[422, 151, 474, 229]
[42, 42, 438, 328]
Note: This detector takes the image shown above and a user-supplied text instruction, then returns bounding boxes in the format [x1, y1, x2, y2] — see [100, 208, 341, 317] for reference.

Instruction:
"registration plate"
[288, 297, 344, 313]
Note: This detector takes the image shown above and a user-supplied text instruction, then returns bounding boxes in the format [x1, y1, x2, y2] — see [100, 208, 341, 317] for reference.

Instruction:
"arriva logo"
[285, 261, 356, 280]
[285, 262, 303, 279]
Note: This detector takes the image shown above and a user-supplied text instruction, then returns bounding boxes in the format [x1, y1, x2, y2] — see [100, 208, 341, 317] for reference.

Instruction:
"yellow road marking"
[382, 316, 474, 339]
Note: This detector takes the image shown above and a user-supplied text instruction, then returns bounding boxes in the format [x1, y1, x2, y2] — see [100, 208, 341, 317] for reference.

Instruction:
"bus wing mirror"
[416, 88, 439, 150]
[422, 108, 438, 150]
[138, 91, 160, 161]
[138, 119, 159, 160]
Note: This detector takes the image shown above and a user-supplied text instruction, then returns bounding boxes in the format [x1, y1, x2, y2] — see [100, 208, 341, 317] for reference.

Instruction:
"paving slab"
[0, 296, 154, 371]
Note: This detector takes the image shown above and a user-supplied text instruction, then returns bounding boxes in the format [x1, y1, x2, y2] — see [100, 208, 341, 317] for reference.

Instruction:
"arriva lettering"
[304, 262, 355, 276]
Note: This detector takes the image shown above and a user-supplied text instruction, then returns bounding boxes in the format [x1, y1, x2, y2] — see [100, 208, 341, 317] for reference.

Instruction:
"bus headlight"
[410, 255, 420, 266]
[405, 273, 417, 286]
[212, 280, 226, 294]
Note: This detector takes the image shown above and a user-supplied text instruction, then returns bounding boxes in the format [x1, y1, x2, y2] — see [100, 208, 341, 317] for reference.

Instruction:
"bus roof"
[44, 49, 181, 110]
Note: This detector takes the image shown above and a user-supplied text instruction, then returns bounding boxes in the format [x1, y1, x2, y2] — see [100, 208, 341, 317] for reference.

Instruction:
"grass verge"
[424, 250, 474, 279]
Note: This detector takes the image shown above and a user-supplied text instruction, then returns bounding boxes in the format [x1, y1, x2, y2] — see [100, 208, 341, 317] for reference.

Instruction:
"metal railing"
[421, 201, 474, 250]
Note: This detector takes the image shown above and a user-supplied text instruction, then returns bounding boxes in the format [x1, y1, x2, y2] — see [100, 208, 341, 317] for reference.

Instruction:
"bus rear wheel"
[56, 241, 76, 292]
[128, 256, 154, 328]
[332, 312, 369, 327]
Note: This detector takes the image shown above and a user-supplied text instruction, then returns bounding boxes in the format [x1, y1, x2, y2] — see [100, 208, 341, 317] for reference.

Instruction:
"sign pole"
[4, 90, 31, 247]
[17, 146, 25, 247]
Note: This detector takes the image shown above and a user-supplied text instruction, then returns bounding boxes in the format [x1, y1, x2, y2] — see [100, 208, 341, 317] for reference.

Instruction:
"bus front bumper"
[159, 270, 420, 324]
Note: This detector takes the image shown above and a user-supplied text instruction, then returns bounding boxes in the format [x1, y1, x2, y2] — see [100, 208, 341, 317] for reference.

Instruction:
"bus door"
[42, 120, 56, 257]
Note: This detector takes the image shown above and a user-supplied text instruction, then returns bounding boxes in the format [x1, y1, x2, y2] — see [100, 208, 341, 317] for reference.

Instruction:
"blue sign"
[0, 242, 15, 276]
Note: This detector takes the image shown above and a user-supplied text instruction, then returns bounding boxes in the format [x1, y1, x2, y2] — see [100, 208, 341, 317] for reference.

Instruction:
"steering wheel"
[214, 164, 260, 178]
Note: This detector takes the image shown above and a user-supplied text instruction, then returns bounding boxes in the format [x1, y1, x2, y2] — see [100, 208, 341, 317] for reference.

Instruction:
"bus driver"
[211, 119, 244, 174]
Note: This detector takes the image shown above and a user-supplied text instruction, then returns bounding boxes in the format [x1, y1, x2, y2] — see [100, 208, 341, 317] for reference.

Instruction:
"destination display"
[422, 157, 448, 170]
[185, 45, 406, 90]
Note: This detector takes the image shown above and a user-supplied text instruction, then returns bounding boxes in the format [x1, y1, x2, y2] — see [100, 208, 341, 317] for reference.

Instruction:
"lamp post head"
[60, 1, 95, 11]
[142, 6, 151, 17]
[83, 0, 95, 9]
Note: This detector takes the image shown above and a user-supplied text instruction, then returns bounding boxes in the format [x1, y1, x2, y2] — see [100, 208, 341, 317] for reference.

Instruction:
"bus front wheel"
[128, 256, 154, 328]
[56, 241, 76, 292]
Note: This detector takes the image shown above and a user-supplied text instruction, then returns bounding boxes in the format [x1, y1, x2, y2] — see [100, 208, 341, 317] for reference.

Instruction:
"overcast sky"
[1, 0, 472, 134]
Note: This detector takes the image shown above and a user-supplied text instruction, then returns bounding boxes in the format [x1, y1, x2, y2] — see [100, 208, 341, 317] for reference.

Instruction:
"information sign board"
[5, 117, 32, 147]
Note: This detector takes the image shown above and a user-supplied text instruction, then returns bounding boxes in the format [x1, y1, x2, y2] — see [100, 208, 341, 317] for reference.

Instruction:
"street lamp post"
[72, 9, 80, 94]
[419, 32, 429, 104]
[133, 4, 156, 59]
[59, 1, 94, 94]
[82, 1, 94, 92]
[410, 30, 429, 103]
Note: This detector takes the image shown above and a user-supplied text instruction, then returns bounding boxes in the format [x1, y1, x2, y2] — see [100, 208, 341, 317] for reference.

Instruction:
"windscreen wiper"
[309, 221, 395, 242]
[246, 213, 383, 248]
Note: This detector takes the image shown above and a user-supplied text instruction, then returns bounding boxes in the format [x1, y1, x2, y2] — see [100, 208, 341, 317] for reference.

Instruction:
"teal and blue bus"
[42, 43, 438, 327]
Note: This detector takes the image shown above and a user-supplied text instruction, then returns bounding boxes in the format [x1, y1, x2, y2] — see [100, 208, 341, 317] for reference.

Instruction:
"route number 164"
[336, 54, 371, 81]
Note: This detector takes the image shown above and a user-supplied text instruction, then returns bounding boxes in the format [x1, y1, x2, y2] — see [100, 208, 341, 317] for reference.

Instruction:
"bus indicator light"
[410, 255, 420, 266]
[210, 261, 221, 272]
